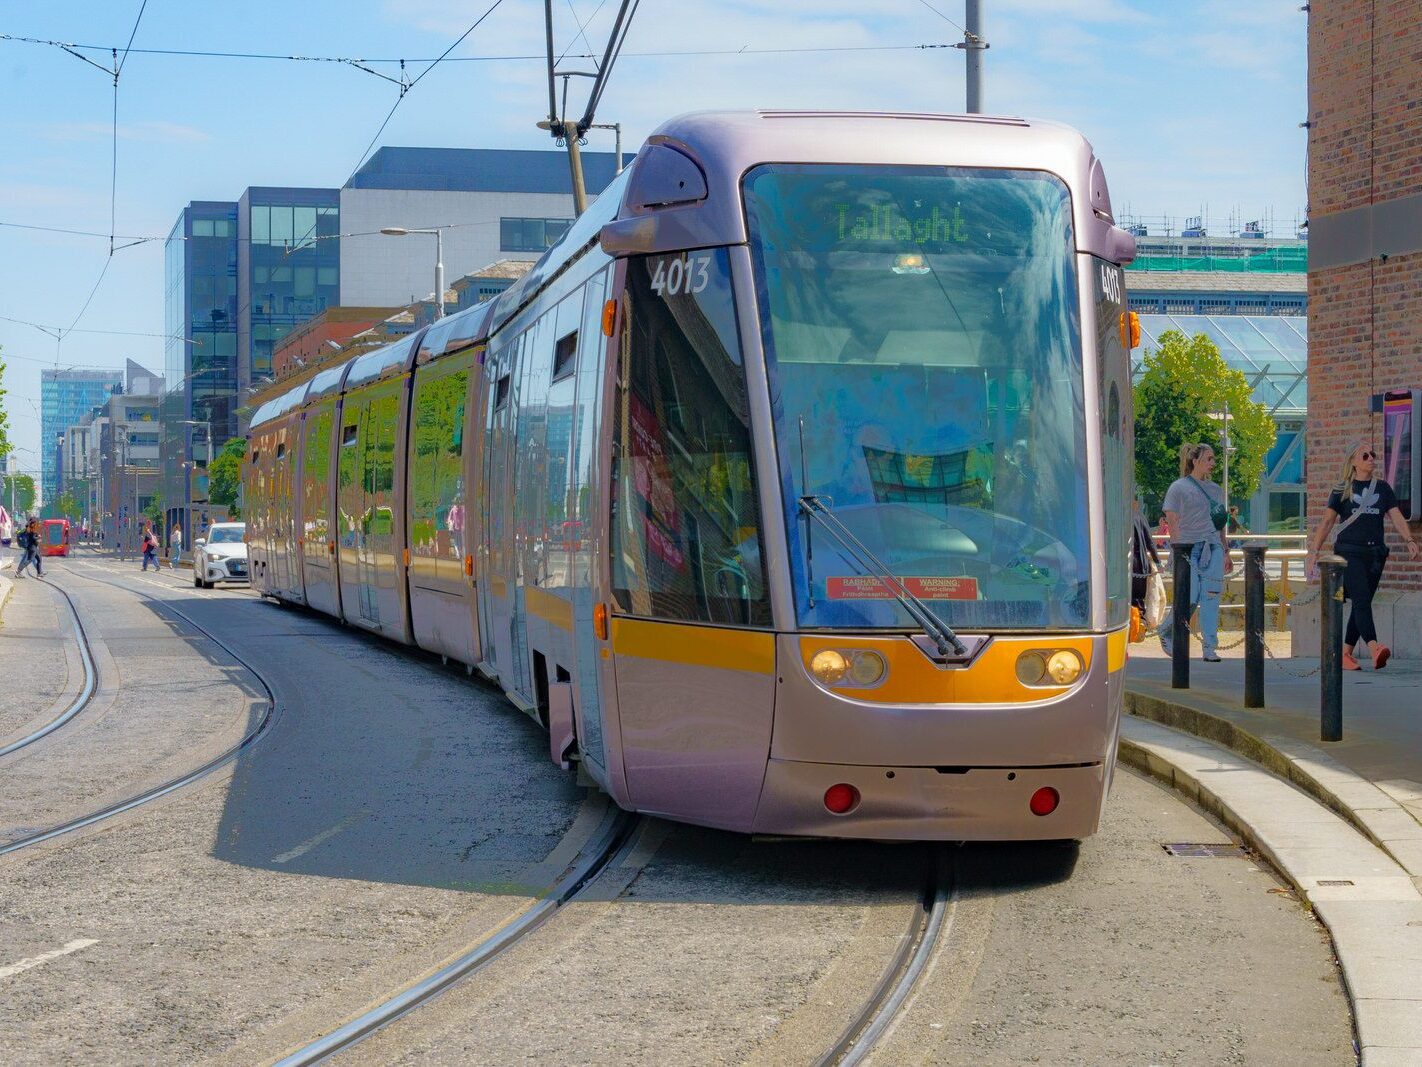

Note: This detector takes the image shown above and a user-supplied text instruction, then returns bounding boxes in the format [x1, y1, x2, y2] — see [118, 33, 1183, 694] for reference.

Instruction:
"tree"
[1134, 330, 1276, 519]
[0, 349, 10, 466]
[3, 473, 35, 514]
[53, 490, 80, 520]
[208, 436, 246, 517]
[144, 488, 164, 528]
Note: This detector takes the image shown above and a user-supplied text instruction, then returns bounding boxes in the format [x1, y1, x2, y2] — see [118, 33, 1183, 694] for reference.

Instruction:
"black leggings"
[1340, 544, 1389, 647]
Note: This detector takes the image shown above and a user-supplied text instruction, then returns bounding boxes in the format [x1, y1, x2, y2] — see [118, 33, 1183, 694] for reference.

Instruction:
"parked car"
[193, 522, 249, 588]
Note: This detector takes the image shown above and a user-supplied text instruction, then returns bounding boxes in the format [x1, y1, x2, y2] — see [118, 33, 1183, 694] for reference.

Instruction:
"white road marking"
[273, 813, 367, 864]
[0, 938, 99, 979]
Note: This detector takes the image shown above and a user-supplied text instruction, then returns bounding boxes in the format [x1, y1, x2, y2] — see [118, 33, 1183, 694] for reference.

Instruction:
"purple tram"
[245, 110, 1139, 840]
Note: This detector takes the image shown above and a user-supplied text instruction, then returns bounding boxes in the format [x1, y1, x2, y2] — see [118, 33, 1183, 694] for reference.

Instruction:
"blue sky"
[0, 0, 1308, 472]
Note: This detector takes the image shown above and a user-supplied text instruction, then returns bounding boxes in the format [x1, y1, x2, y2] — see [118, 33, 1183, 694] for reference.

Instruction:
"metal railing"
[1153, 534, 1310, 630]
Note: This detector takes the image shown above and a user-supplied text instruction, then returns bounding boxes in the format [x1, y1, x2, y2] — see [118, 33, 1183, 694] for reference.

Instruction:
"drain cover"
[1315, 879, 1355, 887]
[1162, 842, 1246, 858]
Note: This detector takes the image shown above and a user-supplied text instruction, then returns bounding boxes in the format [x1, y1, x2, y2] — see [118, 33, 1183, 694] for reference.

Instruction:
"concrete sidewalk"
[1125, 638, 1422, 1064]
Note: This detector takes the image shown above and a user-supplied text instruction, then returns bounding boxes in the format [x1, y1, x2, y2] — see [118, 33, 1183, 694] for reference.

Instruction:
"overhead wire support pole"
[957, 0, 988, 114]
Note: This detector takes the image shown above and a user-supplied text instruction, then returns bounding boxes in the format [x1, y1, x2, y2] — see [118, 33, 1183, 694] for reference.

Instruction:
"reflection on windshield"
[208, 526, 245, 544]
[745, 164, 1090, 630]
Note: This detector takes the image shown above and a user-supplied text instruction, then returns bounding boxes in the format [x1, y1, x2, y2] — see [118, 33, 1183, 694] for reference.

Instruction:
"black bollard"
[1244, 545, 1266, 708]
[1319, 554, 1346, 742]
[1172, 543, 1192, 690]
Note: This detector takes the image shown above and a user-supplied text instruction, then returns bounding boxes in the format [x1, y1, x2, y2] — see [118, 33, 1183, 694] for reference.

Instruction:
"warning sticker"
[825, 576, 978, 601]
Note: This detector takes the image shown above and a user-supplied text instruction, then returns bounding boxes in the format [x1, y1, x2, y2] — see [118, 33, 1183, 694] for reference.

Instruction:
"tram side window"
[411, 366, 469, 580]
[610, 249, 771, 627]
[302, 409, 332, 549]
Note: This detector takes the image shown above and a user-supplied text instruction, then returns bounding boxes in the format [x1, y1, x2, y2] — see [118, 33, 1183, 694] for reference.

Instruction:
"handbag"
[1187, 477, 1229, 531]
[1143, 567, 1167, 630]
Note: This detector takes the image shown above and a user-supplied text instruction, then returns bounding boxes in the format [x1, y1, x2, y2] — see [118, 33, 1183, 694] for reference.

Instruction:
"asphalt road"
[0, 558, 1356, 1065]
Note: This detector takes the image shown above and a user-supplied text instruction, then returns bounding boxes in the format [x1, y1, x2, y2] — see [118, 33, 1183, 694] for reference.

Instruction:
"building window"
[500, 217, 573, 252]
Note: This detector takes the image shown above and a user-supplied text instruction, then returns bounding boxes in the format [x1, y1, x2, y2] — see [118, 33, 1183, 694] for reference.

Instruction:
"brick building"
[1306, 0, 1422, 650]
[271, 306, 401, 381]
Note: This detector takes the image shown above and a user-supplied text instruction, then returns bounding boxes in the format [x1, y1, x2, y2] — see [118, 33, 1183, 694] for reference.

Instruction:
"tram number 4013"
[649, 253, 712, 298]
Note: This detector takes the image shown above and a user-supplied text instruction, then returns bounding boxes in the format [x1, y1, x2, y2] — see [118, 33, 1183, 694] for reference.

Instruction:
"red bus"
[41, 518, 71, 557]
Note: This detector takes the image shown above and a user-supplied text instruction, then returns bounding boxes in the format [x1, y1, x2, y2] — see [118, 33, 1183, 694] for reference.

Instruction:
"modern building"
[451, 259, 533, 313]
[40, 368, 122, 505]
[1126, 233, 1307, 316]
[338, 147, 617, 309]
[1307, 0, 1422, 599]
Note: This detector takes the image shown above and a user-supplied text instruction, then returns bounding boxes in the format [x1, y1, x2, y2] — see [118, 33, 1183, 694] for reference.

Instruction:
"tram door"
[480, 333, 519, 690]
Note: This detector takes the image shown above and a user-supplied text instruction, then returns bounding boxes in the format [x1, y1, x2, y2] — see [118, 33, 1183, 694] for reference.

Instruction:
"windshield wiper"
[798, 494, 968, 659]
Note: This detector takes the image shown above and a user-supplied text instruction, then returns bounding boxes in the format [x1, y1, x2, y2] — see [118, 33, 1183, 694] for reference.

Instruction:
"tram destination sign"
[836, 203, 969, 246]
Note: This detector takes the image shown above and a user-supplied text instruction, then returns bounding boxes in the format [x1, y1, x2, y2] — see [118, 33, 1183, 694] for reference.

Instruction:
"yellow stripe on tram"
[611, 618, 776, 675]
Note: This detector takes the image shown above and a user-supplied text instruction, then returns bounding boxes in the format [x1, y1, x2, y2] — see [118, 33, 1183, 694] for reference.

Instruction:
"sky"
[0, 0, 1309, 480]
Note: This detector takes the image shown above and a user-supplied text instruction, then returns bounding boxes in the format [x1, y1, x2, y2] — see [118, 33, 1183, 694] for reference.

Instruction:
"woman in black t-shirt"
[1306, 443, 1421, 669]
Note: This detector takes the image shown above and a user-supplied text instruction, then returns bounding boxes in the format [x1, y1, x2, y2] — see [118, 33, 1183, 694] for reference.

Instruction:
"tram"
[40, 518, 71, 557]
[246, 111, 1139, 840]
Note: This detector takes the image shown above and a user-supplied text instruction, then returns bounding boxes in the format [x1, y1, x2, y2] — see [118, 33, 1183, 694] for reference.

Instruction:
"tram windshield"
[744, 164, 1090, 630]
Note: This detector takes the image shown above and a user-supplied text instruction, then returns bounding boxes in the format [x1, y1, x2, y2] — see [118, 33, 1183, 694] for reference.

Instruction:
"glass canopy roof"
[1135, 314, 1307, 414]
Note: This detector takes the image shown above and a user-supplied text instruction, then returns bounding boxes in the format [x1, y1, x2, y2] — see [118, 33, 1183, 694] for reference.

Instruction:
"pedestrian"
[141, 522, 159, 571]
[0, 505, 12, 548]
[1131, 498, 1164, 640]
[170, 522, 183, 569]
[1156, 442, 1233, 661]
[16, 518, 43, 578]
[1305, 442, 1421, 670]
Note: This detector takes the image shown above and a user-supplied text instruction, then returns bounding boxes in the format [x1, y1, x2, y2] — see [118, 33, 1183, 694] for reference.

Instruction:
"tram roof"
[343, 328, 428, 391]
[249, 380, 312, 429]
[416, 300, 496, 365]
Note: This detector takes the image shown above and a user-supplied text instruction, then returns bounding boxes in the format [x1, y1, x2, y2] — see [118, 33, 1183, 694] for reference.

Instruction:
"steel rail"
[814, 850, 954, 1067]
[0, 580, 98, 759]
[0, 564, 279, 858]
[275, 808, 642, 1066]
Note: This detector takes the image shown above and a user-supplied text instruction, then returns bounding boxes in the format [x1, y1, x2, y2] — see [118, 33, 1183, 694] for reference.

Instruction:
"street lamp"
[380, 227, 445, 319]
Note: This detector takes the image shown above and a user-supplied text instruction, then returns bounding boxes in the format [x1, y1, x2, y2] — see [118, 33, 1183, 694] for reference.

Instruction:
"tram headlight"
[1046, 650, 1083, 685]
[846, 650, 886, 687]
[810, 650, 849, 683]
[1015, 651, 1048, 686]
[809, 649, 887, 688]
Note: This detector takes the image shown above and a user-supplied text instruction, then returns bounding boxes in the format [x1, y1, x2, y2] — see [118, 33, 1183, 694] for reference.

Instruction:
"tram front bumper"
[751, 758, 1107, 841]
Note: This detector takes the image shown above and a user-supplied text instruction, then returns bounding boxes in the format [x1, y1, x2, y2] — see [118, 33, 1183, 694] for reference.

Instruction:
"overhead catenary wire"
[1, 33, 952, 65]
[344, 0, 506, 183]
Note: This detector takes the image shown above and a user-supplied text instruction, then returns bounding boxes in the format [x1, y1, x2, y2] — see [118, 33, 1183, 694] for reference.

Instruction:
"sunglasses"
[1358, 451, 1375, 461]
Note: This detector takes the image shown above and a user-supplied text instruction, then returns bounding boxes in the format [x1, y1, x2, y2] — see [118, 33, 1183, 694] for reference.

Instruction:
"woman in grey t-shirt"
[1156, 442, 1233, 661]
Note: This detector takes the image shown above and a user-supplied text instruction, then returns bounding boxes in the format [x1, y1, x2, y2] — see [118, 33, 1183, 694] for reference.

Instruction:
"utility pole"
[960, 0, 988, 114]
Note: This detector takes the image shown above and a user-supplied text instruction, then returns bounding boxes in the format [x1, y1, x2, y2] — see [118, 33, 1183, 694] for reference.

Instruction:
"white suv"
[193, 522, 249, 588]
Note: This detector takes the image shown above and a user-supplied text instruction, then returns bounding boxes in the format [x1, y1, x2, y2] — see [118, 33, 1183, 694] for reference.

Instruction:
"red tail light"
[824, 783, 860, 815]
[1030, 786, 1060, 816]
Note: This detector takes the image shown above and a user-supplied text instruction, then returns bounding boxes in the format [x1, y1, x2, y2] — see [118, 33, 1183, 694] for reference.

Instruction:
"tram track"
[275, 809, 643, 1066]
[0, 563, 278, 858]
[815, 849, 954, 1067]
[0, 578, 97, 760]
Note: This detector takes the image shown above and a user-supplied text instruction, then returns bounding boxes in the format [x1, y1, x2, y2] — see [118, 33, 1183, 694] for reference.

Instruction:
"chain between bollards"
[1243, 544, 1266, 708]
[1318, 553, 1346, 742]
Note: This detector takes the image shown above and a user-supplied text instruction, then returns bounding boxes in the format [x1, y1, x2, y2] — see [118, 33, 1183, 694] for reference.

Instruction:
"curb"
[0, 573, 12, 621]
[1125, 687, 1422, 882]
[1119, 717, 1422, 1065]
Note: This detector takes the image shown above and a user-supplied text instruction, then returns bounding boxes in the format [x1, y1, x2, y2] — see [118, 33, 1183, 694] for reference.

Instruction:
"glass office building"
[40, 369, 122, 505]
[237, 187, 340, 391]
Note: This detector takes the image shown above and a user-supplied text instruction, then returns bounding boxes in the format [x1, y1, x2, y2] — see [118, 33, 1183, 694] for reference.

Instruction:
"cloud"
[40, 120, 211, 144]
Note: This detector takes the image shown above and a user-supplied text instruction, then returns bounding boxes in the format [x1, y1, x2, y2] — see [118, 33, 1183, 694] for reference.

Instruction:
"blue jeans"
[1157, 541, 1226, 657]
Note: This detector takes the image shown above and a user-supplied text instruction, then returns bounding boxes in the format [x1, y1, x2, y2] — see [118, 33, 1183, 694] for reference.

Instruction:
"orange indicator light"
[593, 603, 608, 641]
[601, 299, 617, 337]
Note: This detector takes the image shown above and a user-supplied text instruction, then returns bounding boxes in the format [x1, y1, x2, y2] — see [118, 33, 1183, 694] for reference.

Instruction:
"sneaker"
[1374, 646, 1391, 670]
[1203, 654, 1221, 662]
[1343, 651, 1361, 671]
